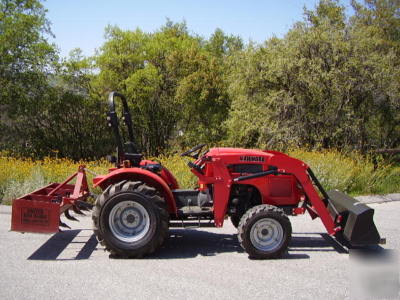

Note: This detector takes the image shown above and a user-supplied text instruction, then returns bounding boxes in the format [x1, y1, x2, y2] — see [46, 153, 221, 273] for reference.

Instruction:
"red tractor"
[11, 92, 383, 259]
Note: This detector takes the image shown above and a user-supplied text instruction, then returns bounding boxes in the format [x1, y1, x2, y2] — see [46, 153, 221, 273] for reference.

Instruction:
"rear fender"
[93, 168, 177, 214]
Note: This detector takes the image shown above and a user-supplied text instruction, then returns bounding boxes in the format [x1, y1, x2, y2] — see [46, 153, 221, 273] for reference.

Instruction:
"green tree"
[174, 28, 242, 148]
[94, 22, 237, 155]
[0, 0, 55, 109]
[2, 0, 398, 159]
[350, 0, 400, 148]
[0, 0, 57, 153]
[0, 1, 110, 159]
[225, 0, 400, 151]
[9, 49, 112, 159]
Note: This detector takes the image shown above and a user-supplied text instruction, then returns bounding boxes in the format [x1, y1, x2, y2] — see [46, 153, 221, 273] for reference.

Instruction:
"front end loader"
[10, 92, 384, 259]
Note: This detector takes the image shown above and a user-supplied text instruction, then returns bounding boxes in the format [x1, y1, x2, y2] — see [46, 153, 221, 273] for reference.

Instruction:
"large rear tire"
[92, 180, 169, 258]
[238, 205, 291, 259]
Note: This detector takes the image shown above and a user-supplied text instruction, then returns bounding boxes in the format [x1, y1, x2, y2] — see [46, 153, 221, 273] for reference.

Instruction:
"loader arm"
[293, 168, 339, 235]
[267, 156, 339, 235]
[268, 154, 381, 245]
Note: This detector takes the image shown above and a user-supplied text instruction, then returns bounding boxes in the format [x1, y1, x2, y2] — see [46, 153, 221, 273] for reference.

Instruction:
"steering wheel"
[180, 143, 206, 159]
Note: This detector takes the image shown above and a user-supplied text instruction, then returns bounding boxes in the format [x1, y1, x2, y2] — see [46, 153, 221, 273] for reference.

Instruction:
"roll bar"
[107, 92, 141, 166]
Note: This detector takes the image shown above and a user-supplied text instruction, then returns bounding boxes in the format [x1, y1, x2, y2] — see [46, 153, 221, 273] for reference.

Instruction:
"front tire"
[238, 205, 291, 259]
[92, 181, 169, 258]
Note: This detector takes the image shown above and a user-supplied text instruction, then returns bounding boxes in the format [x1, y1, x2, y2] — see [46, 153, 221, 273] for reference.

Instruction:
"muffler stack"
[327, 190, 381, 246]
[11, 165, 92, 233]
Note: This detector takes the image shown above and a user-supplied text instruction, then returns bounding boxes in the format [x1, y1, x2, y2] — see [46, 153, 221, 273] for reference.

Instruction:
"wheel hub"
[126, 214, 136, 224]
[250, 218, 284, 252]
[108, 201, 150, 243]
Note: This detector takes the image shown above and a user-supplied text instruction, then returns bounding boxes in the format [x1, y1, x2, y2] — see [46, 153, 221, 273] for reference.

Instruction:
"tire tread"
[238, 204, 291, 259]
[92, 181, 169, 258]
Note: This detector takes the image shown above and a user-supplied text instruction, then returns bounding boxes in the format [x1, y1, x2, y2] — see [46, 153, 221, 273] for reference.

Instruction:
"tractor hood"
[208, 147, 286, 157]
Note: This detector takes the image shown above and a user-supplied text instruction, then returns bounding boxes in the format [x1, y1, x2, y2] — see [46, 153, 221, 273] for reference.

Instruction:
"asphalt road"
[0, 201, 399, 300]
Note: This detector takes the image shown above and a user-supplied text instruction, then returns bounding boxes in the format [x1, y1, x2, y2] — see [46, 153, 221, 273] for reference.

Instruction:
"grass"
[0, 155, 111, 205]
[288, 149, 400, 196]
[0, 149, 398, 204]
[154, 154, 197, 189]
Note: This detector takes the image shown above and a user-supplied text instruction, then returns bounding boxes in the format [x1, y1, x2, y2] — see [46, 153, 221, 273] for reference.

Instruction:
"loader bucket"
[327, 190, 381, 246]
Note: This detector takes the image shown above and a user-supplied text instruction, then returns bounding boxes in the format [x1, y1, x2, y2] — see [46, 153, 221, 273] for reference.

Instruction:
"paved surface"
[0, 201, 399, 300]
[356, 193, 400, 204]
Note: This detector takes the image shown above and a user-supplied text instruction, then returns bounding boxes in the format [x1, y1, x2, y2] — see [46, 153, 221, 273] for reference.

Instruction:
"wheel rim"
[249, 218, 284, 252]
[108, 200, 150, 243]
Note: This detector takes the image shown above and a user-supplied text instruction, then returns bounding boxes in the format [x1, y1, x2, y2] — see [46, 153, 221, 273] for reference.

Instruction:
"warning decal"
[21, 207, 50, 226]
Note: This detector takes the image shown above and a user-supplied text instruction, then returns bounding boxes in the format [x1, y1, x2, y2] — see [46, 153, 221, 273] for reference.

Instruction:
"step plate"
[177, 206, 213, 217]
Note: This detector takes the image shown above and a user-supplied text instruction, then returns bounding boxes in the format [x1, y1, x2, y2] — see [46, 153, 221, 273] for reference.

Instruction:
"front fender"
[93, 168, 177, 214]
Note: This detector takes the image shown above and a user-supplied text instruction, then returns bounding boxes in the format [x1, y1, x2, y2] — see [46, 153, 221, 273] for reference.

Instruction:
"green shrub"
[288, 149, 400, 195]
[1, 167, 45, 205]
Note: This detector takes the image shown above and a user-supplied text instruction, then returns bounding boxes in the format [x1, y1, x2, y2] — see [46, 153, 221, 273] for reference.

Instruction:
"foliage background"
[1, 150, 399, 204]
[0, 0, 399, 200]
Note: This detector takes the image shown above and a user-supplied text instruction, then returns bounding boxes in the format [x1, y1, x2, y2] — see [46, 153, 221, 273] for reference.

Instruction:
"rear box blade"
[11, 182, 64, 233]
[10, 166, 90, 234]
[327, 190, 381, 246]
[11, 199, 60, 233]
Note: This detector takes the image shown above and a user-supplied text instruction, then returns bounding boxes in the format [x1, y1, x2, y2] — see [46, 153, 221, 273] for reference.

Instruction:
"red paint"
[11, 147, 340, 238]
[11, 197, 60, 233]
[93, 167, 177, 213]
[292, 207, 306, 215]
[188, 147, 337, 233]
[11, 166, 90, 233]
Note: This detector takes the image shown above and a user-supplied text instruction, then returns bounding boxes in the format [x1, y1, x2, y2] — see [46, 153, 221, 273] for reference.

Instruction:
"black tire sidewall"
[100, 191, 160, 252]
[230, 214, 240, 228]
